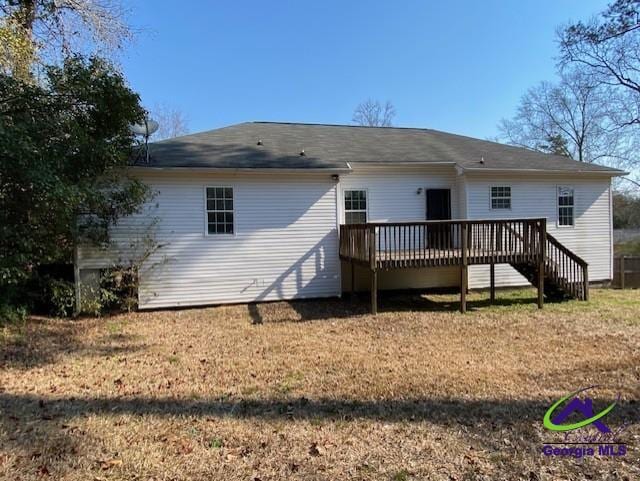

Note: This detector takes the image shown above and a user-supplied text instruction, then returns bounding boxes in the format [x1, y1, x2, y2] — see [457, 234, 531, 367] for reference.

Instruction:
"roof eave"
[460, 166, 627, 176]
[128, 165, 353, 174]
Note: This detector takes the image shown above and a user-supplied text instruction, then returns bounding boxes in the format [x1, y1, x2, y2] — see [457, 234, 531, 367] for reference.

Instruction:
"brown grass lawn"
[1, 288, 639, 480]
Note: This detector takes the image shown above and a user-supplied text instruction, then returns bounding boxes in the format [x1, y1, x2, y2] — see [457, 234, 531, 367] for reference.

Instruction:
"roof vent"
[300, 149, 306, 156]
[257, 139, 263, 146]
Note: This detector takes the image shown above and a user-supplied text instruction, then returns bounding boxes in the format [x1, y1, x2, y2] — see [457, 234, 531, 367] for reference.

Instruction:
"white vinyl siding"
[340, 165, 461, 290]
[79, 166, 615, 307]
[339, 165, 459, 223]
[456, 174, 467, 219]
[79, 171, 340, 309]
[464, 175, 613, 287]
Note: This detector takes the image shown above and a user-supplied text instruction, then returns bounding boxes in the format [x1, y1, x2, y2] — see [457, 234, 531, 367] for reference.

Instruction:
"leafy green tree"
[613, 191, 640, 229]
[0, 55, 150, 310]
[536, 134, 572, 157]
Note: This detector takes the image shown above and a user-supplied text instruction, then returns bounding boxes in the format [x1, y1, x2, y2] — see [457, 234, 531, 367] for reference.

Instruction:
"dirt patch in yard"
[1, 288, 639, 480]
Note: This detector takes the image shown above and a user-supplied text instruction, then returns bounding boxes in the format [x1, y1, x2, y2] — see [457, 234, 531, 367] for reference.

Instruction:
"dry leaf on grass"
[99, 459, 122, 470]
[0, 288, 638, 480]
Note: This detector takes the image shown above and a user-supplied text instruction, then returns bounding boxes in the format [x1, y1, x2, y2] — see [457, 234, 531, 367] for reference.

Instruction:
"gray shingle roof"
[141, 121, 624, 174]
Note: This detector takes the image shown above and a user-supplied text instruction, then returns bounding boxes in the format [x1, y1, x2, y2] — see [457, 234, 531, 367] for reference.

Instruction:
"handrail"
[354, 217, 547, 227]
[546, 233, 588, 267]
[545, 233, 589, 300]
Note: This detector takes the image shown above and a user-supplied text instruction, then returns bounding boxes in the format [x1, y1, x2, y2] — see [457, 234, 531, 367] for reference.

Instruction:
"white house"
[77, 122, 624, 312]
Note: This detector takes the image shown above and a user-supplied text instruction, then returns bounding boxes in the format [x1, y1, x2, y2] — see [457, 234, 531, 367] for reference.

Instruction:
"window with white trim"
[344, 189, 367, 224]
[206, 187, 234, 234]
[490, 186, 511, 209]
[558, 186, 574, 226]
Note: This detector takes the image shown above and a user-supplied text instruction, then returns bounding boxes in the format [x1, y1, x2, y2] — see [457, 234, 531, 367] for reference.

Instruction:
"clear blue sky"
[121, 0, 609, 140]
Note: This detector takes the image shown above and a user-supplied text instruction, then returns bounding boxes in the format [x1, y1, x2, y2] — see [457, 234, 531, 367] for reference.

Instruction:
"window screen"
[491, 186, 511, 209]
[558, 186, 574, 226]
[344, 190, 367, 224]
[206, 187, 234, 234]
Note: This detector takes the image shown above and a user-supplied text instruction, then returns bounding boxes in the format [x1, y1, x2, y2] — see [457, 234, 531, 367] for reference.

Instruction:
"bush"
[0, 263, 144, 319]
[48, 279, 76, 317]
[0, 303, 27, 326]
[100, 266, 139, 313]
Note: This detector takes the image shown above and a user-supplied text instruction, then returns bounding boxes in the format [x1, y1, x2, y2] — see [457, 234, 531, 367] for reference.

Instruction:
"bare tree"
[0, 0, 134, 77]
[498, 69, 637, 170]
[352, 99, 396, 127]
[149, 103, 190, 141]
[558, 0, 640, 128]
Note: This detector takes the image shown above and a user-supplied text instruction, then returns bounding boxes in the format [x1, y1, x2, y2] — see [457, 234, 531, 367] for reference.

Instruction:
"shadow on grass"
[1, 392, 636, 467]
[2, 392, 635, 423]
[248, 289, 555, 323]
[378, 290, 551, 313]
[0, 320, 146, 370]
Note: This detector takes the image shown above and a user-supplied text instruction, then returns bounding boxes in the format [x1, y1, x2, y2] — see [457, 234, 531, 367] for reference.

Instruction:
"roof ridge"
[249, 121, 625, 168]
[251, 121, 437, 132]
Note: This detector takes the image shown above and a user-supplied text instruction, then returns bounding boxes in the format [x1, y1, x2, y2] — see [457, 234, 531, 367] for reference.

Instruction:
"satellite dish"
[130, 117, 159, 164]
[130, 118, 159, 137]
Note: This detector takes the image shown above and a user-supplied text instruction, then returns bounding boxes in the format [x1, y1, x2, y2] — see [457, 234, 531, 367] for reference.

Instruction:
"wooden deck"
[339, 218, 588, 314]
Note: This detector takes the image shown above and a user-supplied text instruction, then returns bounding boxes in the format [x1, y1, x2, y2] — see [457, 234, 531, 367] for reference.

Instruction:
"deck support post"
[537, 218, 546, 309]
[368, 225, 377, 314]
[583, 265, 589, 301]
[460, 265, 467, 313]
[489, 262, 495, 304]
[460, 222, 468, 313]
[350, 260, 355, 302]
[620, 256, 625, 289]
[371, 269, 378, 315]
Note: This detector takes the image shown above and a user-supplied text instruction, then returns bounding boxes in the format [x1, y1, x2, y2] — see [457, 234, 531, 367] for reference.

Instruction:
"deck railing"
[546, 233, 589, 300]
[339, 218, 546, 269]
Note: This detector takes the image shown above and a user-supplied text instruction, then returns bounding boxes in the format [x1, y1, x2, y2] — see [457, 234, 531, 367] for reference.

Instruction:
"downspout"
[609, 178, 613, 281]
[334, 173, 342, 298]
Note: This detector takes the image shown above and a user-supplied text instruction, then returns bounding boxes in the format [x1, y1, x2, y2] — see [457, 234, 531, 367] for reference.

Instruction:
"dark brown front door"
[426, 189, 452, 249]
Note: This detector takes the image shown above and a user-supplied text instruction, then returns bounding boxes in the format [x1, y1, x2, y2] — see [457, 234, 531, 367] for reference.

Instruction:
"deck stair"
[510, 233, 588, 301]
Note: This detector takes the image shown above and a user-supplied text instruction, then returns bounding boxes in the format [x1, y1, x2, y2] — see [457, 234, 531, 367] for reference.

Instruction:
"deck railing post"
[460, 222, 468, 313]
[538, 218, 546, 309]
[368, 225, 376, 271]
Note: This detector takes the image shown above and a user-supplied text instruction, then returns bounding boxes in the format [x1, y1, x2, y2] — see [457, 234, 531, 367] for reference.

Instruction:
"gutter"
[128, 165, 353, 175]
[461, 166, 628, 176]
[352, 161, 457, 167]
